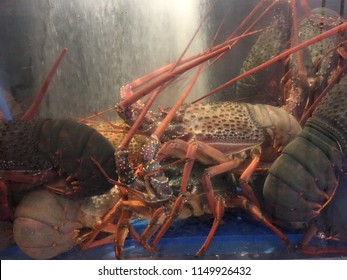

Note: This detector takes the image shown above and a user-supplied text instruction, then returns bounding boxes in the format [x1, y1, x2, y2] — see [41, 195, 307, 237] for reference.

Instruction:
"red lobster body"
[78, 1, 347, 258]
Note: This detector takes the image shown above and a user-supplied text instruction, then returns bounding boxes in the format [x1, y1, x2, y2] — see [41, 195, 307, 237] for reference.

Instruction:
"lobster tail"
[263, 75, 347, 229]
[39, 119, 117, 197]
[263, 127, 341, 229]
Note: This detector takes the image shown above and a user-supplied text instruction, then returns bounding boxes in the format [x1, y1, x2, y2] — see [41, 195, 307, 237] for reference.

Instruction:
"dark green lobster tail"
[0, 119, 117, 198]
[263, 75, 347, 229]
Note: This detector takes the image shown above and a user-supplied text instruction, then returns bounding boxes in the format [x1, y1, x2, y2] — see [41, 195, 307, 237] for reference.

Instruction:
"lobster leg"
[82, 210, 134, 259]
[0, 170, 82, 197]
[202, 160, 243, 216]
[156, 138, 261, 212]
[0, 181, 12, 221]
[150, 143, 216, 247]
[229, 196, 291, 248]
[81, 198, 151, 258]
[151, 194, 186, 247]
[114, 210, 132, 259]
[78, 223, 118, 249]
[195, 196, 225, 257]
[150, 140, 259, 249]
[139, 206, 167, 246]
[239, 149, 261, 208]
[296, 223, 347, 255]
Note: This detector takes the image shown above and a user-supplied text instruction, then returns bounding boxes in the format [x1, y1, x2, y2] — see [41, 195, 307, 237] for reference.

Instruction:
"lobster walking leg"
[0, 182, 11, 221]
[81, 197, 152, 259]
[156, 138, 259, 208]
[195, 196, 225, 257]
[151, 194, 186, 248]
[229, 196, 291, 249]
[148, 139, 265, 254]
[239, 150, 261, 207]
[139, 206, 167, 245]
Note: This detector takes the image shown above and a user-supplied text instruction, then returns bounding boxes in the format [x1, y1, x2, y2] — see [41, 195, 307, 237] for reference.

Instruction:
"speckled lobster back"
[182, 102, 265, 146]
[0, 119, 117, 198]
[308, 76, 347, 156]
[0, 119, 52, 171]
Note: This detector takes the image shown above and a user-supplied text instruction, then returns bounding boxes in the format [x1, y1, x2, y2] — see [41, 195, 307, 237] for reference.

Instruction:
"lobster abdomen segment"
[0, 119, 117, 197]
[263, 131, 340, 228]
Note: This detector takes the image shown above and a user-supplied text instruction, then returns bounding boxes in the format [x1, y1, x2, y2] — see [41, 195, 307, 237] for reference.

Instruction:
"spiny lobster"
[3, 0, 347, 260]
[0, 50, 124, 254]
[81, 0, 347, 258]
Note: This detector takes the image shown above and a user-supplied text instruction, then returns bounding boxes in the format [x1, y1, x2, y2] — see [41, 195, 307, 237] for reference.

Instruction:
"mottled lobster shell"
[236, 1, 292, 105]
[0, 119, 52, 171]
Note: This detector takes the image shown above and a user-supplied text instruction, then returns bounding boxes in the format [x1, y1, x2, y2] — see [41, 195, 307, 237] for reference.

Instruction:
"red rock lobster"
[81, 0, 347, 258]
[2, 0, 347, 260]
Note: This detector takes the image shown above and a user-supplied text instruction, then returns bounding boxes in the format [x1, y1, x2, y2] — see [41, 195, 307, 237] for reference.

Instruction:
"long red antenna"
[22, 48, 68, 120]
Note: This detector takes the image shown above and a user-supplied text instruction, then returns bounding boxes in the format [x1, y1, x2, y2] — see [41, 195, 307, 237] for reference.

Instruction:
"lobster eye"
[307, 76, 318, 89]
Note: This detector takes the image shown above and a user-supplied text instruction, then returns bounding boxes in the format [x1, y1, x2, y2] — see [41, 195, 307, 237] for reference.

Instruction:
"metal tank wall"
[0, 0, 209, 119]
[0, 0, 345, 119]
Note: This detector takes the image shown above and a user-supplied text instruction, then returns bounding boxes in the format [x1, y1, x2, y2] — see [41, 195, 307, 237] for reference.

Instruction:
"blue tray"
[0, 211, 315, 260]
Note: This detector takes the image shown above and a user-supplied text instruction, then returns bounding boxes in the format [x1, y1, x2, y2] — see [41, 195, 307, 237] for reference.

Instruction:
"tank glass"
[0, 0, 347, 260]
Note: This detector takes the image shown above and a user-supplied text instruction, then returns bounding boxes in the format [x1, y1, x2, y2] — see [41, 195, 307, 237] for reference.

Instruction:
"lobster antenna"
[22, 48, 68, 120]
[192, 21, 347, 103]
